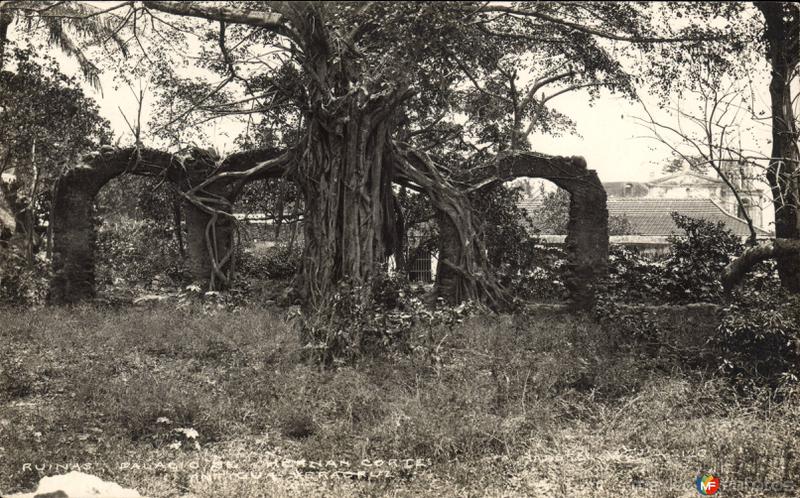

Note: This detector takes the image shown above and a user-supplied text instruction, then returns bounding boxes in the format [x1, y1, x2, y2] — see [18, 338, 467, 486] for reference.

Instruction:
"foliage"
[95, 215, 184, 289]
[663, 212, 743, 302]
[527, 187, 569, 235]
[497, 245, 568, 303]
[471, 184, 536, 268]
[715, 264, 800, 386]
[0, 243, 49, 305]
[600, 245, 669, 304]
[0, 46, 111, 178]
[300, 272, 482, 366]
[238, 242, 301, 282]
[598, 214, 743, 305]
[0, 46, 111, 303]
[300, 273, 413, 366]
[93, 175, 185, 294]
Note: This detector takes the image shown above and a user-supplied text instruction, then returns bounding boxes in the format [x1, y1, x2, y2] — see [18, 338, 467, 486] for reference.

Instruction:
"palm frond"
[43, 17, 102, 91]
[34, 1, 131, 58]
[4, 1, 134, 89]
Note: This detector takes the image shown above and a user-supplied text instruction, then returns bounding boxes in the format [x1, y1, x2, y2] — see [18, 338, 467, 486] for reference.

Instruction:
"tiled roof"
[608, 198, 770, 236]
[520, 198, 772, 237]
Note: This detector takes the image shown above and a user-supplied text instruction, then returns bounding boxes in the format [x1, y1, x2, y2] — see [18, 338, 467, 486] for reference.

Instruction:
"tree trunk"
[172, 190, 184, 259]
[394, 146, 512, 309]
[757, 2, 800, 292]
[434, 209, 465, 303]
[0, 10, 11, 72]
[184, 199, 233, 289]
[0, 185, 15, 242]
[392, 195, 407, 273]
[722, 238, 800, 291]
[287, 200, 300, 254]
[296, 109, 398, 309]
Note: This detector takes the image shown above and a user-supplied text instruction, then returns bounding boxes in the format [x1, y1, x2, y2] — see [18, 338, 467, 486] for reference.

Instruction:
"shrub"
[663, 213, 742, 303]
[300, 272, 480, 366]
[601, 245, 667, 304]
[716, 275, 800, 387]
[96, 216, 184, 288]
[300, 274, 414, 365]
[251, 242, 301, 280]
[0, 244, 49, 305]
[599, 214, 743, 305]
[494, 243, 568, 302]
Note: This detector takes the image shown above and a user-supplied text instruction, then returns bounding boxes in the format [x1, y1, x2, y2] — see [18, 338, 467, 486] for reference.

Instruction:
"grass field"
[1, 304, 798, 497]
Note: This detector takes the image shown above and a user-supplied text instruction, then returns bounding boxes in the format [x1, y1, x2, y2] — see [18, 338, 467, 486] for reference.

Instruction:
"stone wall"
[494, 152, 609, 307]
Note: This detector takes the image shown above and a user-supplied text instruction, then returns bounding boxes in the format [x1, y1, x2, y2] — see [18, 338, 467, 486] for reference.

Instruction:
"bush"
[494, 243, 568, 302]
[300, 274, 414, 365]
[300, 272, 481, 366]
[0, 244, 49, 305]
[716, 275, 800, 387]
[663, 213, 742, 303]
[600, 214, 743, 305]
[238, 242, 301, 283]
[96, 216, 184, 289]
[601, 245, 667, 304]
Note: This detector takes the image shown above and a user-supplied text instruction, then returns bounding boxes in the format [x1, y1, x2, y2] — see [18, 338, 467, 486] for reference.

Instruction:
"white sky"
[80, 70, 774, 184]
[5, 6, 777, 194]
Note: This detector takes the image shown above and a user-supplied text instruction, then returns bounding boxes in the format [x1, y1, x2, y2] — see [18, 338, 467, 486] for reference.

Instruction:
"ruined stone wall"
[48, 146, 286, 304]
[493, 152, 609, 307]
[49, 147, 174, 304]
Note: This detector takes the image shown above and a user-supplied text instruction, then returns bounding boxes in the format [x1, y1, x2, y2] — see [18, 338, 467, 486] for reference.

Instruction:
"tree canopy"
[1, 1, 797, 307]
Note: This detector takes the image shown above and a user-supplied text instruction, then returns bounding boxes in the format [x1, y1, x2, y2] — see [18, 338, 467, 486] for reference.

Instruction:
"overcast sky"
[7, 6, 775, 188]
[73, 70, 773, 186]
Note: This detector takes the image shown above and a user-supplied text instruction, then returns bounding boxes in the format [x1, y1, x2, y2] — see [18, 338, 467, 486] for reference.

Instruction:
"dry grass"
[0, 304, 798, 497]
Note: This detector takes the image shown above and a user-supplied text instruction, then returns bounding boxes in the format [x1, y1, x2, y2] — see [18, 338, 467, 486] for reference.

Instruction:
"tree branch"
[143, 1, 301, 45]
[477, 5, 724, 44]
[722, 239, 800, 291]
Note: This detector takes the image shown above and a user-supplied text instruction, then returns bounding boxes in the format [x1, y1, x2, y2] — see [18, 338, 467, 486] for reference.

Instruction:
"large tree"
[0, 46, 111, 262]
[715, 2, 800, 292]
[3, 1, 745, 308]
[753, 2, 800, 291]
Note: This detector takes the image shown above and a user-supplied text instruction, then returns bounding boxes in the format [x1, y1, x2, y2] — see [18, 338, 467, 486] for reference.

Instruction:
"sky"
[4, 4, 777, 205]
[80, 71, 770, 183]
[70, 63, 773, 185]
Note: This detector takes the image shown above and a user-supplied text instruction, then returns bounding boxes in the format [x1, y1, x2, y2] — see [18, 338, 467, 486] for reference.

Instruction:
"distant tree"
[0, 46, 111, 262]
[636, 65, 763, 244]
[0, 1, 130, 86]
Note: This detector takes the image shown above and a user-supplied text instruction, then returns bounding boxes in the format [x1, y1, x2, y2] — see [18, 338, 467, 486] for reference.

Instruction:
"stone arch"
[48, 146, 287, 304]
[49, 147, 173, 303]
[490, 151, 608, 307]
[393, 149, 607, 309]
